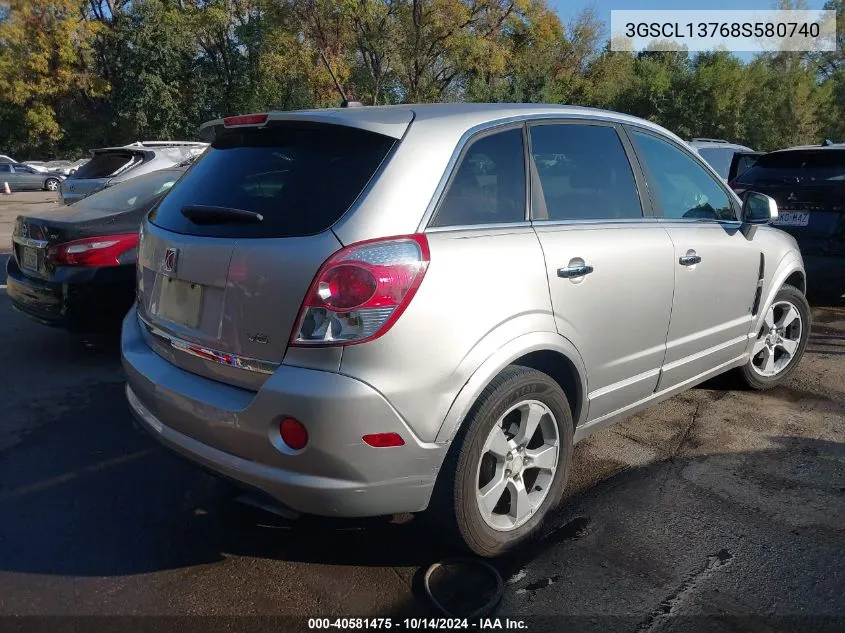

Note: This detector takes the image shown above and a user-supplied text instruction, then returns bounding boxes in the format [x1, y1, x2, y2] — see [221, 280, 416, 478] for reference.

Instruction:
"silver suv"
[61, 141, 207, 203]
[122, 104, 809, 557]
[688, 138, 754, 180]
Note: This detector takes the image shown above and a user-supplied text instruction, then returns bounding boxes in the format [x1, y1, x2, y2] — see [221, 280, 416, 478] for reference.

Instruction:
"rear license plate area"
[20, 246, 39, 272]
[153, 276, 203, 328]
[774, 211, 810, 227]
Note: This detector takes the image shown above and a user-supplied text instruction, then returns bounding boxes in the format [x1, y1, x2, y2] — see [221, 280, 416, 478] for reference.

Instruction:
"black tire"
[44, 178, 59, 192]
[430, 365, 574, 558]
[737, 284, 810, 390]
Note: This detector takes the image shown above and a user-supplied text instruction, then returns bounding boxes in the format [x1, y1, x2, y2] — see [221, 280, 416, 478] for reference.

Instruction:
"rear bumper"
[121, 310, 444, 517]
[5, 257, 135, 331]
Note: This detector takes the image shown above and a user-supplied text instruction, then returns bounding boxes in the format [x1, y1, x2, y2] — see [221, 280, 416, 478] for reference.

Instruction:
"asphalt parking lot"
[0, 193, 843, 630]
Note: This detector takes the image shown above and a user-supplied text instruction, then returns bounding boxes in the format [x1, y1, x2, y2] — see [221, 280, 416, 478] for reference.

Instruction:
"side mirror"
[742, 191, 778, 224]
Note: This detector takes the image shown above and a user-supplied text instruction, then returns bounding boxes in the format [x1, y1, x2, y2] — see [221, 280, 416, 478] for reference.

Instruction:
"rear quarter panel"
[338, 227, 556, 443]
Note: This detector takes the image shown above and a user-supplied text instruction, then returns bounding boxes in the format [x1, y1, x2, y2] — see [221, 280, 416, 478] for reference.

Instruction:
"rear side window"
[738, 150, 845, 185]
[73, 152, 138, 179]
[430, 128, 526, 227]
[632, 131, 735, 221]
[75, 170, 182, 211]
[149, 125, 395, 238]
[697, 147, 734, 179]
[529, 123, 642, 221]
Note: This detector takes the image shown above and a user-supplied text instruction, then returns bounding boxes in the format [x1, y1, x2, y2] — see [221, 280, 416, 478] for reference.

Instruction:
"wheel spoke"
[478, 471, 507, 516]
[506, 478, 532, 524]
[778, 305, 800, 329]
[763, 308, 776, 332]
[485, 426, 511, 459]
[761, 346, 776, 374]
[778, 338, 798, 356]
[514, 402, 545, 447]
[525, 444, 557, 471]
[752, 337, 768, 356]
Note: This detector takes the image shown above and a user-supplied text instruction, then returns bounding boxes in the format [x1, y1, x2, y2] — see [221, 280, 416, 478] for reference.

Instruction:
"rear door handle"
[679, 254, 701, 266]
[557, 264, 594, 278]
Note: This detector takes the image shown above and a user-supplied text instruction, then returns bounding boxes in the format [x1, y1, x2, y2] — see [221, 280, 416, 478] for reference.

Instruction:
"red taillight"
[47, 233, 139, 267]
[362, 433, 405, 448]
[223, 113, 268, 127]
[280, 417, 308, 450]
[291, 234, 430, 347]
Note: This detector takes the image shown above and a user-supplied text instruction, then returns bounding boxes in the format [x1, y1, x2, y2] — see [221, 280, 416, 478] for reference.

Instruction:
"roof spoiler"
[124, 141, 208, 148]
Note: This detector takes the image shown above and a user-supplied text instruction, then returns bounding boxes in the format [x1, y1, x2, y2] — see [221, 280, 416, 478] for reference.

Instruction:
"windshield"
[737, 150, 845, 185]
[74, 170, 182, 211]
[149, 124, 395, 238]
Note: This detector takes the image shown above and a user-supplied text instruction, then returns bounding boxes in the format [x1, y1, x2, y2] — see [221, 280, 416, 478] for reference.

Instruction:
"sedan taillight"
[47, 233, 139, 267]
[291, 234, 430, 346]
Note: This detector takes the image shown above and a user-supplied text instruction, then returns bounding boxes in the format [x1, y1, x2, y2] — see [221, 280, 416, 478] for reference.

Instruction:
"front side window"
[529, 123, 642, 221]
[0, 164, 11, 173]
[430, 128, 526, 228]
[632, 131, 735, 221]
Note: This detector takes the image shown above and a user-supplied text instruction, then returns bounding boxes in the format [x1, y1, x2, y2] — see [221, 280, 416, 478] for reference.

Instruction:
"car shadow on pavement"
[1, 393, 842, 582]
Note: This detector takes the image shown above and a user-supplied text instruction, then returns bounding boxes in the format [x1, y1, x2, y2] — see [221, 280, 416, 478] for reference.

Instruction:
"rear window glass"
[738, 150, 845, 185]
[75, 170, 182, 211]
[149, 125, 395, 238]
[697, 147, 734, 179]
[73, 152, 138, 179]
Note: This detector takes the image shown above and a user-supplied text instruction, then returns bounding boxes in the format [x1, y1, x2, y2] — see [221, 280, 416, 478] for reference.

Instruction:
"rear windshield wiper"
[181, 205, 264, 224]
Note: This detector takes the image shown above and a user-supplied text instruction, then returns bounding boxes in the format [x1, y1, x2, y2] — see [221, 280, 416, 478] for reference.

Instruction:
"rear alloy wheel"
[432, 365, 573, 557]
[45, 178, 59, 192]
[476, 400, 560, 532]
[739, 284, 810, 390]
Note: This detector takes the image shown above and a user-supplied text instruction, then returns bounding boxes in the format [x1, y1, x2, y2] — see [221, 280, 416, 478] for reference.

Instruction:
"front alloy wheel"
[750, 300, 803, 377]
[45, 178, 59, 192]
[737, 284, 809, 390]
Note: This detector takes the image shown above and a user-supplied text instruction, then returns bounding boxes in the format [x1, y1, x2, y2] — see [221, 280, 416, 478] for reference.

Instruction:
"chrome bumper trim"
[137, 313, 279, 375]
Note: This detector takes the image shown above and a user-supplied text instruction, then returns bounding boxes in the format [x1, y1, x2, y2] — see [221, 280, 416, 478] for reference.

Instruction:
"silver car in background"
[61, 141, 206, 204]
[122, 104, 809, 557]
[688, 138, 755, 180]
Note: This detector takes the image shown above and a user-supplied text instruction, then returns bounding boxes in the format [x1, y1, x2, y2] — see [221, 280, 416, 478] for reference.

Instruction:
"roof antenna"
[317, 49, 355, 107]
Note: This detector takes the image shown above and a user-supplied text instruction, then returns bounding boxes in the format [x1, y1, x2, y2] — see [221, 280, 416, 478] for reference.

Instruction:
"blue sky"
[549, 0, 829, 60]
[551, 0, 828, 25]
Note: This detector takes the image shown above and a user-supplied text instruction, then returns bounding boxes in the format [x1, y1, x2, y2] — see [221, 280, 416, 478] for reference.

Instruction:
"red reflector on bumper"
[362, 433, 405, 447]
[280, 417, 308, 450]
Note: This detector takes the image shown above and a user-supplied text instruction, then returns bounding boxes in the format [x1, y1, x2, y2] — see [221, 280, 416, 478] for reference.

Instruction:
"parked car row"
[5, 104, 835, 558]
[0, 162, 66, 191]
[1, 154, 90, 178]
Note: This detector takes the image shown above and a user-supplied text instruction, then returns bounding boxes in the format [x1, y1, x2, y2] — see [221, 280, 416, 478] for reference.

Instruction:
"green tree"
[0, 0, 107, 153]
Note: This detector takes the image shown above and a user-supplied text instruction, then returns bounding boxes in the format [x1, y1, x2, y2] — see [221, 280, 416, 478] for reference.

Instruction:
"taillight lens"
[291, 234, 430, 346]
[223, 113, 269, 127]
[46, 233, 139, 267]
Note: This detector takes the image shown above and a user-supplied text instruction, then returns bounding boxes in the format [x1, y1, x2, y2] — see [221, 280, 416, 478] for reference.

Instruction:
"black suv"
[730, 144, 844, 303]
